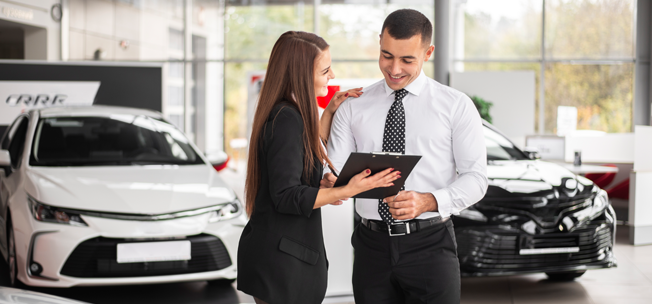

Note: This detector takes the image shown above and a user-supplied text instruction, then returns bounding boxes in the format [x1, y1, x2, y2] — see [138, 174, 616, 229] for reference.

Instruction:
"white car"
[0, 287, 88, 304]
[0, 106, 247, 287]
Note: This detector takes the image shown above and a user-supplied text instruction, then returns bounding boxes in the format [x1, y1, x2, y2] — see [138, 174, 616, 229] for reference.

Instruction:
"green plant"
[469, 95, 493, 123]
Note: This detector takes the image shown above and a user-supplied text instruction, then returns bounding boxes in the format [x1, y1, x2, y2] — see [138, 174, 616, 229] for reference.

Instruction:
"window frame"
[451, 0, 637, 134]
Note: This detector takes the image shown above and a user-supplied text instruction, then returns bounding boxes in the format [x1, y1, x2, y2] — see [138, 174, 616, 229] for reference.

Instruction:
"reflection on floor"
[24, 224, 652, 304]
[459, 225, 652, 304]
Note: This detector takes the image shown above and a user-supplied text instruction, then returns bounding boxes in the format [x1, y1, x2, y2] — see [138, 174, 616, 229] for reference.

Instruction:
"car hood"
[486, 160, 596, 198]
[25, 165, 237, 214]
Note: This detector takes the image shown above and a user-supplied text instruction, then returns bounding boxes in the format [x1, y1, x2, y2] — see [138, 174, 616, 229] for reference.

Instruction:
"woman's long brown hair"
[244, 31, 334, 216]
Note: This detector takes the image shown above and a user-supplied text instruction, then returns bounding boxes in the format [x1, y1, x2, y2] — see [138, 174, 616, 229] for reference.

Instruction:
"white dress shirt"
[327, 71, 488, 220]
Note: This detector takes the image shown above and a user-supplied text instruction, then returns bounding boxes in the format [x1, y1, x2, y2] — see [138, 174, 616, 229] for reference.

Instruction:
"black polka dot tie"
[378, 89, 407, 225]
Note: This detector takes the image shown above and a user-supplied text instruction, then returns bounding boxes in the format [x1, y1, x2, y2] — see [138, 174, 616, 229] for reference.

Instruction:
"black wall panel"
[0, 61, 162, 137]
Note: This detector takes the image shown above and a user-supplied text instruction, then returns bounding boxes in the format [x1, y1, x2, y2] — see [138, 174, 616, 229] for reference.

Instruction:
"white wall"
[564, 133, 635, 163]
[24, 26, 48, 59]
[0, 0, 61, 60]
[450, 71, 536, 148]
[630, 125, 652, 245]
[322, 202, 354, 296]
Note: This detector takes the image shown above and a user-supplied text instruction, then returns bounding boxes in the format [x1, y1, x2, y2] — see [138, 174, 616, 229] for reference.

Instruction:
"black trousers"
[352, 219, 460, 304]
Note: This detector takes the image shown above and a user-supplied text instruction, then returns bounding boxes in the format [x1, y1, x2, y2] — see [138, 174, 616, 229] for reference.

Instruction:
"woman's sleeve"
[264, 107, 319, 217]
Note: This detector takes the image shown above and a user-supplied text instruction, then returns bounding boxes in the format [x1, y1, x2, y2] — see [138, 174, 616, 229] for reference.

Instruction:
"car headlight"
[592, 189, 609, 212]
[208, 198, 242, 223]
[565, 190, 609, 227]
[28, 197, 88, 227]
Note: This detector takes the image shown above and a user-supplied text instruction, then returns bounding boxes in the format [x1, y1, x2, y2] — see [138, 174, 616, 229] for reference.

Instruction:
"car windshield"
[484, 126, 529, 161]
[30, 115, 205, 166]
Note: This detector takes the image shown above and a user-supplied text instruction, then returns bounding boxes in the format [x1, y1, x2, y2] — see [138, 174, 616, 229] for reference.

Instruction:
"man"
[326, 9, 488, 304]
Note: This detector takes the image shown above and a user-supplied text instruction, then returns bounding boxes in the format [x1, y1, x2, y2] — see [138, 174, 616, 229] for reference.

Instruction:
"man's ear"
[424, 45, 435, 61]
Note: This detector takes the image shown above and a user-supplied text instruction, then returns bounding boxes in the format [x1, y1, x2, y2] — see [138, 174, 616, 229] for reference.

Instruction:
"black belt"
[361, 217, 448, 236]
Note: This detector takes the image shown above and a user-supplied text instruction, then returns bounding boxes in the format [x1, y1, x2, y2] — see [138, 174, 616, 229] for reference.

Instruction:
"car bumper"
[17, 211, 246, 288]
[456, 208, 617, 277]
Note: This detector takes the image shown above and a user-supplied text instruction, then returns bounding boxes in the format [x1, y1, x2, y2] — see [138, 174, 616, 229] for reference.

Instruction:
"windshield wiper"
[33, 160, 131, 166]
[33, 158, 201, 166]
[32, 160, 79, 166]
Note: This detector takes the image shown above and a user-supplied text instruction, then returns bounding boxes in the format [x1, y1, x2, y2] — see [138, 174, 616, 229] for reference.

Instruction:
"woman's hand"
[320, 87, 363, 145]
[344, 168, 401, 197]
[324, 87, 363, 116]
[313, 167, 399, 210]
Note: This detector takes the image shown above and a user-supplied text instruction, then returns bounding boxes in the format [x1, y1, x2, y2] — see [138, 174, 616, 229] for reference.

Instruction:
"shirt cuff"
[431, 189, 451, 219]
[322, 164, 331, 177]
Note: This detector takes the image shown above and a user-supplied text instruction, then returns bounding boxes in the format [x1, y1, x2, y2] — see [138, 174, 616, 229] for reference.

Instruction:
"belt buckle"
[388, 222, 410, 236]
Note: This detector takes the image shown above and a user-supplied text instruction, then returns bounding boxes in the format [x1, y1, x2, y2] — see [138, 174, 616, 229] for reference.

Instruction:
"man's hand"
[320, 172, 337, 189]
[384, 191, 438, 220]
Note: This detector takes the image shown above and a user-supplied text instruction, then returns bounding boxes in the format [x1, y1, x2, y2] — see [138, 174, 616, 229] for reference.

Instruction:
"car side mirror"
[523, 146, 541, 160]
[205, 150, 230, 172]
[0, 150, 11, 167]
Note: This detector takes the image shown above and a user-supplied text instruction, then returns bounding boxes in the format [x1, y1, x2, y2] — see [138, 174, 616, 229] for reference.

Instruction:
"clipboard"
[332, 152, 421, 199]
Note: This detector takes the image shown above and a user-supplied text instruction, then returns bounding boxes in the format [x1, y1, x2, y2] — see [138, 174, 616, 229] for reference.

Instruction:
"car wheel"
[206, 278, 236, 286]
[546, 270, 586, 281]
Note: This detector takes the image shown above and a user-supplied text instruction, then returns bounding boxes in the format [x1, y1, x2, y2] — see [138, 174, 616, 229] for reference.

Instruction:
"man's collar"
[383, 70, 427, 98]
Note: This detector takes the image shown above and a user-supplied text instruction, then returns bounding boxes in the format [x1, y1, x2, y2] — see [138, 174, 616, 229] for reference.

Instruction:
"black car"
[452, 122, 617, 281]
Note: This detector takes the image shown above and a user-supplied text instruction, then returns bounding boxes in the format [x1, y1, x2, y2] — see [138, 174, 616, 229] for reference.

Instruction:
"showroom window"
[452, 0, 636, 134]
[64, 0, 637, 157]
[67, 0, 225, 154]
[223, 0, 433, 158]
[224, 1, 314, 158]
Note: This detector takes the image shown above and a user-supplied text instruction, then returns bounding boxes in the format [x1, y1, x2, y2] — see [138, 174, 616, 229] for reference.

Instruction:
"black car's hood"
[485, 160, 596, 200]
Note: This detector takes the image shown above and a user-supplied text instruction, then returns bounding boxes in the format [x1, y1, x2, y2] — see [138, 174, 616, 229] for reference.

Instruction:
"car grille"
[457, 222, 613, 274]
[60, 234, 232, 278]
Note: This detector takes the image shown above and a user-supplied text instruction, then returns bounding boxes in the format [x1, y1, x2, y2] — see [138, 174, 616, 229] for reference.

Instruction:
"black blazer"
[237, 103, 327, 304]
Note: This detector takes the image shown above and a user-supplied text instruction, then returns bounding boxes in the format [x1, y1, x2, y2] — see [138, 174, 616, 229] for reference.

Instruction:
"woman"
[237, 31, 400, 304]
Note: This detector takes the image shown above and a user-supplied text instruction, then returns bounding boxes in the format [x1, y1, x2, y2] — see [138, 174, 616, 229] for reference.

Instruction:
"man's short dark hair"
[381, 9, 433, 47]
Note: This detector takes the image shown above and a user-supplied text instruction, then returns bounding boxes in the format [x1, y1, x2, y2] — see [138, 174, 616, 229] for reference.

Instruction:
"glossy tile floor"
[459, 225, 652, 304]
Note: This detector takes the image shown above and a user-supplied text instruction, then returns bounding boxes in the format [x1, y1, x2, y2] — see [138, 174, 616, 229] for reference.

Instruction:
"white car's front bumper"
[18, 210, 246, 288]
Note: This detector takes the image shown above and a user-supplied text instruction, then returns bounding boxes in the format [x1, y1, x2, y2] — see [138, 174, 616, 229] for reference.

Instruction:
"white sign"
[525, 135, 566, 160]
[1, 6, 33, 21]
[557, 106, 577, 136]
[230, 138, 248, 149]
[519, 247, 579, 255]
[117, 241, 191, 263]
[451, 71, 536, 147]
[0, 81, 100, 125]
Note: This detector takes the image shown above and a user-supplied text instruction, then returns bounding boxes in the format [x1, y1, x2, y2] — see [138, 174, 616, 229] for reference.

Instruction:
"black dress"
[237, 102, 327, 304]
